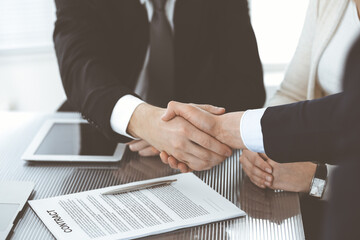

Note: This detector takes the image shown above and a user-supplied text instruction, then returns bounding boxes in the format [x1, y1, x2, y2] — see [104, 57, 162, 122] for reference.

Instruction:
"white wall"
[0, 50, 66, 111]
[250, 0, 309, 104]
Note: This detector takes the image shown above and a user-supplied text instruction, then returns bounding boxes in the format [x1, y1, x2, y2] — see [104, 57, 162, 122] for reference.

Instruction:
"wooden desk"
[0, 112, 305, 240]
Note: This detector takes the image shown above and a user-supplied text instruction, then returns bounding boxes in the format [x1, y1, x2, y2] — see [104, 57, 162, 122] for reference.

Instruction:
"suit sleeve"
[261, 35, 360, 164]
[219, 0, 266, 110]
[54, 0, 136, 142]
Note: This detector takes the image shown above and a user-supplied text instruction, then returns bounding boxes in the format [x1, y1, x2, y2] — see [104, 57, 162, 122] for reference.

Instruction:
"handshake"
[127, 101, 246, 173]
[127, 101, 317, 193]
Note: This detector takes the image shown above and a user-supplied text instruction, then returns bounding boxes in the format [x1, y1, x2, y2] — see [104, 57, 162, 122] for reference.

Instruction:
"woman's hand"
[240, 150, 273, 189]
[240, 150, 317, 193]
[267, 158, 316, 193]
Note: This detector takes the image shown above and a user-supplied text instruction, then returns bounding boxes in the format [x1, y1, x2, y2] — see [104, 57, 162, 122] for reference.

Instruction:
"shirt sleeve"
[110, 94, 144, 139]
[240, 108, 267, 153]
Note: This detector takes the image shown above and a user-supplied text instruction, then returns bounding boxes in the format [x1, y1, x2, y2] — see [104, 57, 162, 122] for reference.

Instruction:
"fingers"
[175, 137, 227, 171]
[254, 155, 272, 174]
[167, 137, 217, 171]
[177, 162, 193, 173]
[167, 156, 179, 169]
[172, 146, 212, 171]
[265, 158, 277, 166]
[175, 161, 193, 173]
[242, 150, 273, 173]
[162, 102, 216, 133]
[164, 120, 230, 170]
[162, 102, 223, 144]
[187, 124, 232, 157]
[129, 140, 160, 156]
[127, 140, 139, 145]
[168, 102, 219, 139]
[259, 153, 271, 161]
[138, 147, 160, 157]
[249, 175, 267, 189]
[161, 101, 183, 121]
[160, 151, 193, 173]
[160, 151, 169, 164]
[129, 139, 151, 152]
[240, 151, 273, 188]
[168, 156, 193, 173]
[163, 101, 219, 121]
[160, 109, 228, 172]
[162, 101, 208, 124]
[189, 103, 225, 115]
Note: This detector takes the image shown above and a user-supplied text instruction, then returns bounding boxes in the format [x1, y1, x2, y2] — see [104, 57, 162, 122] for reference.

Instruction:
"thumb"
[161, 107, 177, 121]
[162, 101, 225, 122]
[161, 108, 176, 122]
[191, 104, 225, 115]
[161, 101, 186, 121]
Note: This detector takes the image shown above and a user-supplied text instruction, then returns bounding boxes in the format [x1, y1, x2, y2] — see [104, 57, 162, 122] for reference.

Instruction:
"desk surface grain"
[0, 112, 305, 240]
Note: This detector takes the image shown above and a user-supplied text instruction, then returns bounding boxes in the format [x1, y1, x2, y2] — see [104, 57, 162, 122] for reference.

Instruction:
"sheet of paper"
[29, 173, 245, 240]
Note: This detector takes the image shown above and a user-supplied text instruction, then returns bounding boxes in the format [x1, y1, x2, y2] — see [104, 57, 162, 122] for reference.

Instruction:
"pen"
[102, 179, 177, 195]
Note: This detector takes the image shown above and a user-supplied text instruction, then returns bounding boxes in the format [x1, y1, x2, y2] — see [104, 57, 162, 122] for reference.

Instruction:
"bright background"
[0, 0, 309, 111]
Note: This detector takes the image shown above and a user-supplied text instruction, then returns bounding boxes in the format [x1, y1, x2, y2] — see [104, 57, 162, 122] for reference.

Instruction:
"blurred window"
[0, 0, 56, 52]
[250, 0, 309, 68]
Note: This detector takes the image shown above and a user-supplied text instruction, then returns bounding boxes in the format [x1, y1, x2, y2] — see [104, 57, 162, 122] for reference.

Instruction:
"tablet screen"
[35, 123, 117, 156]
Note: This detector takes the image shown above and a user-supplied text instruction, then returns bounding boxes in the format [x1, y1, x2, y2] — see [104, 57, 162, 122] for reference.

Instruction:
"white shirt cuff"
[110, 95, 144, 139]
[240, 108, 266, 153]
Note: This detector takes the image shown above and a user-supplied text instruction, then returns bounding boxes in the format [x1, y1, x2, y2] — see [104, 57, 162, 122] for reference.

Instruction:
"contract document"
[29, 173, 245, 240]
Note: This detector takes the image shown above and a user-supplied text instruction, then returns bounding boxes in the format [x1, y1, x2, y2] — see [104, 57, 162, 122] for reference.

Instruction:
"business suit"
[261, 91, 359, 165]
[261, 29, 360, 164]
[261, 35, 360, 239]
[54, 0, 265, 142]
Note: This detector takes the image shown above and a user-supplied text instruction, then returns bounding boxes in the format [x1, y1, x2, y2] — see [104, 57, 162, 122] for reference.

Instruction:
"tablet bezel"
[22, 119, 126, 162]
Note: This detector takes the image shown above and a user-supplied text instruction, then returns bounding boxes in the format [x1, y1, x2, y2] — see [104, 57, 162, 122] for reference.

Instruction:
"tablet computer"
[22, 119, 126, 162]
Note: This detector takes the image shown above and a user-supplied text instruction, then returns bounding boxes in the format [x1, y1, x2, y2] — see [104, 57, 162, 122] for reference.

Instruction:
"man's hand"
[159, 151, 194, 173]
[127, 103, 232, 171]
[162, 101, 246, 149]
[128, 140, 160, 157]
[240, 150, 273, 189]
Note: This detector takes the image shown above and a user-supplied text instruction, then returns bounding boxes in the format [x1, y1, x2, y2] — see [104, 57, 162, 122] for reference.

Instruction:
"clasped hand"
[127, 101, 317, 193]
[158, 101, 245, 172]
[127, 102, 234, 172]
[127, 101, 244, 172]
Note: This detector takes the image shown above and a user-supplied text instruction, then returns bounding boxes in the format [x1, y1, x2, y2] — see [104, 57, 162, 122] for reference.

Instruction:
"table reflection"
[239, 175, 300, 224]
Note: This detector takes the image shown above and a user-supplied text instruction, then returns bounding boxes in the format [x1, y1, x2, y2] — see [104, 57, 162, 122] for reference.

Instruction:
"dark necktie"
[147, 0, 174, 107]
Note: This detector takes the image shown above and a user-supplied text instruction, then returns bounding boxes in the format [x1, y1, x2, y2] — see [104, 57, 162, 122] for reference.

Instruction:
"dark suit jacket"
[261, 38, 360, 164]
[261, 35, 360, 239]
[54, 0, 265, 142]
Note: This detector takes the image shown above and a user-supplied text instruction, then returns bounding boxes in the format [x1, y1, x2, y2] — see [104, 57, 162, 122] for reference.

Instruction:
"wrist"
[127, 103, 162, 139]
[302, 163, 317, 193]
[218, 112, 245, 149]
